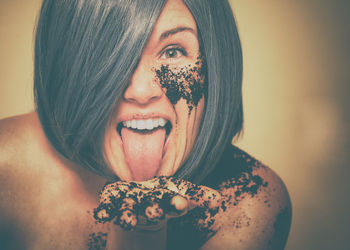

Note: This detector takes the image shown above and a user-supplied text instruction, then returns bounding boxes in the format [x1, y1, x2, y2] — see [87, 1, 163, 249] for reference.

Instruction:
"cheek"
[154, 57, 207, 114]
[154, 59, 207, 164]
[174, 97, 205, 162]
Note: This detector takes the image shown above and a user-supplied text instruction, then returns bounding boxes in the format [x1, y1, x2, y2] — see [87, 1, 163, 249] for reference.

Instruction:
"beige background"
[1, 0, 349, 249]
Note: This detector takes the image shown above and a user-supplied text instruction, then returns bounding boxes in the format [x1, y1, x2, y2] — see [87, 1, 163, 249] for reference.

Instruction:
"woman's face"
[104, 0, 206, 181]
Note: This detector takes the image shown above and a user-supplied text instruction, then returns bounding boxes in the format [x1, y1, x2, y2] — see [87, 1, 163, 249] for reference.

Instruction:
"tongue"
[121, 127, 166, 181]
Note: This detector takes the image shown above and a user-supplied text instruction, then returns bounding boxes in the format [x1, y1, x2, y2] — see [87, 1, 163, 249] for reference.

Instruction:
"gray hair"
[34, 0, 243, 183]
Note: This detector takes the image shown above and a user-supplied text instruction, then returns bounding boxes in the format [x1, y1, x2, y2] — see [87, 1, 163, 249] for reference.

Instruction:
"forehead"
[149, 0, 198, 41]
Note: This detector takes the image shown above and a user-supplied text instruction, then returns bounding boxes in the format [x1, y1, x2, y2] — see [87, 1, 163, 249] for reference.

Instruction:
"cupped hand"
[93, 176, 220, 231]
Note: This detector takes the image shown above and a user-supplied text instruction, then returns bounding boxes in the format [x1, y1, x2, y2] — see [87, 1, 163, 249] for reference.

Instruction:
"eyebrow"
[159, 26, 196, 42]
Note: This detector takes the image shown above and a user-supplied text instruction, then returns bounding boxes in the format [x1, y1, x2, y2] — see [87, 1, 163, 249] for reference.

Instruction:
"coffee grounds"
[93, 176, 220, 233]
[167, 146, 272, 249]
[217, 149, 269, 211]
[87, 232, 107, 250]
[154, 57, 207, 114]
[92, 147, 271, 248]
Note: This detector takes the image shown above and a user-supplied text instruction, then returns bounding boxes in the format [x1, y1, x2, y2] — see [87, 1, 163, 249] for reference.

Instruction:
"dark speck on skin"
[218, 149, 269, 209]
[232, 212, 251, 229]
[91, 146, 271, 249]
[167, 145, 270, 249]
[87, 232, 107, 250]
[154, 56, 207, 114]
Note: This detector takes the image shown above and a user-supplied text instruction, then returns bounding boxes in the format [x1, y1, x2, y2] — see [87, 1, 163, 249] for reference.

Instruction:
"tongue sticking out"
[121, 127, 166, 181]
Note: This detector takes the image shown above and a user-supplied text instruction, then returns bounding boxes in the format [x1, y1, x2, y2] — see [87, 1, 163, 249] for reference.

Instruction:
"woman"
[0, 0, 291, 249]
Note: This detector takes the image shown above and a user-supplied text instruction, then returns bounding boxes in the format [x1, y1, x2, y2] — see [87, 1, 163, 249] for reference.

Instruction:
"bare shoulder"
[0, 113, 45, 248]
[0, 112, 48, 206]
[0, 112, 47, 174]
[0, 113, 104, 249]
[202, 146, 292, 250]
[0, 111, 83, 211]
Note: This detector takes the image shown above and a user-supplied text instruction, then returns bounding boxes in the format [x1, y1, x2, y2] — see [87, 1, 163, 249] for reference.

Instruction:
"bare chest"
[3, 168, 108, 250]
[20, 192, 105, 249]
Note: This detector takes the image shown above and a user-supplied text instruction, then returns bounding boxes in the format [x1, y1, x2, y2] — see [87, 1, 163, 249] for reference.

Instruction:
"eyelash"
[159, 45, 187, 61]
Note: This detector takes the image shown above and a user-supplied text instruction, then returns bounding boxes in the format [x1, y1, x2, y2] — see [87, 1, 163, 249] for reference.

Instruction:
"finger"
[95, 182, 131, 223]
[167, 194, 189, 217]
[171, 194, 188, 211]
[140, 193, 166, 223]
[116, 209, 138, 230]
[155, 177, 221, 212]
[166, 177, 221, 209]
[93, 202, 116, 223]
[144, 203, 164, 222]
[114, 197, 138, 230]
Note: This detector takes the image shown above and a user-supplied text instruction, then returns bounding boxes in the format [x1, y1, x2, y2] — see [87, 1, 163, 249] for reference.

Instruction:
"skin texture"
[0, 0, 291, 249]
[0, 114, 291, 250]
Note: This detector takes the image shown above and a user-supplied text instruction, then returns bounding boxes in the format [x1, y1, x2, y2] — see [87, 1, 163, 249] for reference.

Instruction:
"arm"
[201, 165, 292, 250]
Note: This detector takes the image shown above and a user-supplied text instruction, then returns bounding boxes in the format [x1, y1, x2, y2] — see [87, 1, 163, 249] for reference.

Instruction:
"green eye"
[165, 48, 181, 58]
[160, 46, 187, 61]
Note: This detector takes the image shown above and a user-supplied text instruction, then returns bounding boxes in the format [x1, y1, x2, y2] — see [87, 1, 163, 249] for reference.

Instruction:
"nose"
[123, 64, 163, 105]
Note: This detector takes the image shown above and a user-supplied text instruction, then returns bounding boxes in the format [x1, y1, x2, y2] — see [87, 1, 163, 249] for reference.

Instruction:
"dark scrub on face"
[155, 56, 207, 114]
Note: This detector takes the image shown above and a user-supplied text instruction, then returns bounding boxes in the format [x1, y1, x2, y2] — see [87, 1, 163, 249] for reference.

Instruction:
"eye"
[159, 46, 187, 61]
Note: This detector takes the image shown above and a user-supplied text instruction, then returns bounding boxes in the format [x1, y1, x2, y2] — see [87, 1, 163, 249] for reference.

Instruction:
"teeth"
[122, 118, 168, 130]
[137, 120, 146, 130]
[146, 119, 153, 130]
[153, 119, 159, 128]
[131, 120, 137, 129]
[159, 118, 166, 127]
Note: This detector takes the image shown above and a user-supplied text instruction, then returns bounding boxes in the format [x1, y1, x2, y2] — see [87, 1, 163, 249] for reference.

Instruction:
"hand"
[93, 176, 221, 231]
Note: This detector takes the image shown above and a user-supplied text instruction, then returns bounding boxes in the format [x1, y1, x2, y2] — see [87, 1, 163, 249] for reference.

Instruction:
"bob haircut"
[34, 0, 243, 183]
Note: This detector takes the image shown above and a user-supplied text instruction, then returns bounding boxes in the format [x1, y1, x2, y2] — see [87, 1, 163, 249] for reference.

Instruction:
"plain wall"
[1, 0, 349, 249]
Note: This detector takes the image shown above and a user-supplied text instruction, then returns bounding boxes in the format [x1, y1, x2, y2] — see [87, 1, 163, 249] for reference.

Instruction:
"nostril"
[124, 86, 163, 104]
